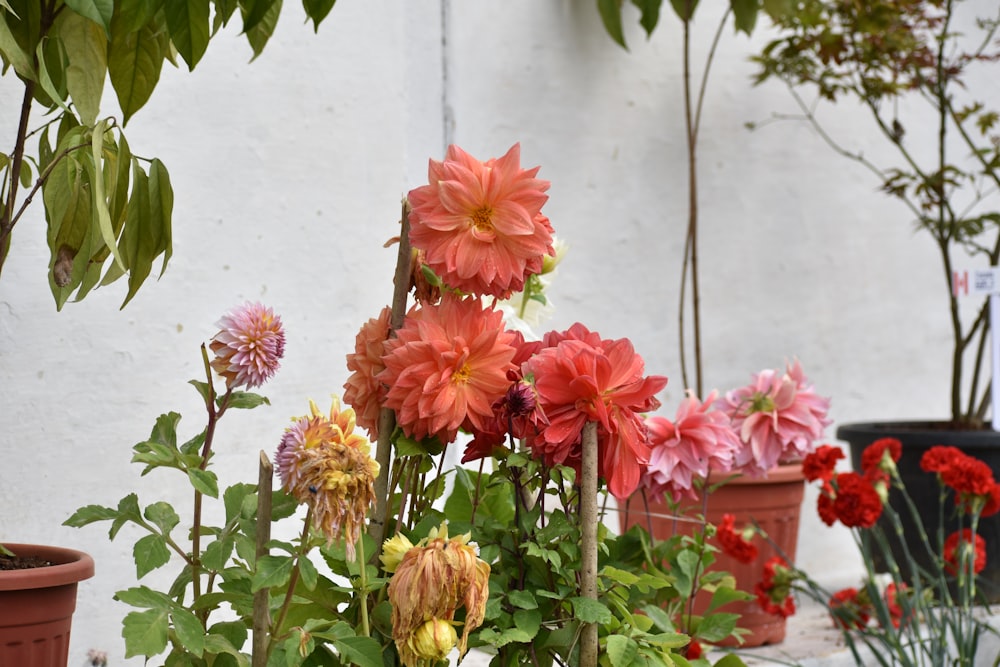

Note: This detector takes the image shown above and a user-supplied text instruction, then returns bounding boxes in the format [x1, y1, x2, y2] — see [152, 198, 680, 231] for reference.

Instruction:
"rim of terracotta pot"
[706, 462, 804, 487]
[0, 543, 95, 592]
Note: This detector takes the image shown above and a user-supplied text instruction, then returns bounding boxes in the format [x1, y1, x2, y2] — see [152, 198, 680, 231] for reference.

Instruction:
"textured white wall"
[0, 0, 976, 663]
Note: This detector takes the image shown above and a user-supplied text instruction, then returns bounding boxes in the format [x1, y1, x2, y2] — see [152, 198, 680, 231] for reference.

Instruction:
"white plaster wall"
[0, 0, 989, 663]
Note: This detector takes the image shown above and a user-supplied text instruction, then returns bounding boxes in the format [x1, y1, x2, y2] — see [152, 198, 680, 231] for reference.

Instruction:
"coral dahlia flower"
[407, 143, 555, 298]
[522, 329, 667, 499]
[378, 296, 517, 443]
[343, 306, 392, 439]
[640, 391, 742, 502]
[209, 302, 285, 389]
[718, 360, 831, 477]
[274, 398, 379, 559]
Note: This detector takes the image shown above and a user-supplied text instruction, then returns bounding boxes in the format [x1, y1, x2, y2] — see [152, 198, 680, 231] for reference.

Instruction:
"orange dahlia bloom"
[273, 398, 379, 559]
[386, 524, 490, 667]
[407, 143, 554, 298]
[343, 306, 392, 439]
[378, 296, 517, 443]
[522, 327, 667, 499]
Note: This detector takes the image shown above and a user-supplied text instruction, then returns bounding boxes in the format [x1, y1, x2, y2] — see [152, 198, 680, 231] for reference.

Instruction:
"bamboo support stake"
[369, 200, 413, 557]
[580, 421, 599, 667]
[252, 451, 273, 667]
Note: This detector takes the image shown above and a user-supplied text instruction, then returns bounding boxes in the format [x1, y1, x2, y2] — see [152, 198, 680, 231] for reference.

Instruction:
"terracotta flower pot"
[0, 543, 95, 667]
[620, 464, 805, 647]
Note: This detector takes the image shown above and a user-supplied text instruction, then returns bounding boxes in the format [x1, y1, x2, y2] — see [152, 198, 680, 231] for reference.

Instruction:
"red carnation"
[717, 513, 759, 565]
[941, 455, 996, 497]
[829, 587, 871, 630]
[755, 556, 796, 618]
[803, 444, 845, 484]
[831, 472, 883, 528]
[943, 529, 987, 575]
[817, 492, 838, 526]
[861, 438, 902, 473]
[920, 445, 963, 474]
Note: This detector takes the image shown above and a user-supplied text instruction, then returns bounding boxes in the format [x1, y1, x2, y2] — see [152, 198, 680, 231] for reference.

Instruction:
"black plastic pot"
[837, 421, 1000, 603]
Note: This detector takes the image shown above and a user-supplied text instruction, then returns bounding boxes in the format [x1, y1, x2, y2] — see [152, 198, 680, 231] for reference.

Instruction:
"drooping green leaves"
[302, 0, 336, 32]
[164, 0, 210, 70]
[109, 11, 166, 124]
[59, 9, 107, 125]
[64, 0, 114, 35]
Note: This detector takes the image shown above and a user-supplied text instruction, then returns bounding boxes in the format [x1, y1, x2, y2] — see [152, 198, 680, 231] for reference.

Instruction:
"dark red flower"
[683, 639, 702, 660]
[831, 472, 883, 528]
[828, 587, 871, 630]
[717, 513, 759, 565]
[941, 454, 996, 497]
[919, 445, 963, 474]
[861, 438, 902, 474]
[983, 484, 1000, 518]
[884, 582, 912, 629]
[943, 529, 987, 575]
[817, 492, 838, 526]
[803, 444, 845, 483]
[755, 556, 796, 618]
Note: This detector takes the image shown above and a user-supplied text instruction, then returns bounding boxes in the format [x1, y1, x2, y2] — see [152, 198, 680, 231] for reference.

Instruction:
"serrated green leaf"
[252, 555, 294, 591]
[115, 585, 175, 609]
[298, 554, 318, 591]
[171, 608, 206, 657]
[695, 612, 740, 642]
[123, 608, 170, 658]
[601, 565, 640, 586]
[570, 597, 612, 624]
[201, 537, 234, 571]
[144, 501, 180, 534]
[332, 636, 383, 667]
[134, 533, 171, 578]
[164, 0, 209, 70]
[224, 483, 255, 523]
[606, 634, 639, 667]
[508, 589, 538, 610]
[188, 468, 219, 498]
[203, 632, 250, 667]
[596, 0, 627, 49]
[207, 620, 249, 656]
[110, 493, 143, 538]
[149, 412, 181, 447]
[64, 503, 118, 527]
[223, 391, 270, 410]
[109, 13, 165, 124]
[59, 11, 107, 125]
[513, 608, 541, 638]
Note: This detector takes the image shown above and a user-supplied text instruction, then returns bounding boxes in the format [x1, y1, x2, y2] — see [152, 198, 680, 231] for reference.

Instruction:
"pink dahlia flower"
[377, 296, 518, 443]
[343, 306, 392, 439]
[522, 328, 667, 499]
[641, 391, 742, 502]
[718, 360, 830, 477]
[209, 302, 285, 390]
[407, 143, 555, 298]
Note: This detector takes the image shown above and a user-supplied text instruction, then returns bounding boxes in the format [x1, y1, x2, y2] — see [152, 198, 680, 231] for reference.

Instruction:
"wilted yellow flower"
[273, 397, 380, 558]
[381, 533, 415, 573]
[387, 523, 490, 667]
[406, 618, 458, 664]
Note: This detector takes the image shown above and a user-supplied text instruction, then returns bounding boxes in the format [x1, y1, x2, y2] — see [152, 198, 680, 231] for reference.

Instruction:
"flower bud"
[408, 618, 457, 662]
[381, 533, 415, 573]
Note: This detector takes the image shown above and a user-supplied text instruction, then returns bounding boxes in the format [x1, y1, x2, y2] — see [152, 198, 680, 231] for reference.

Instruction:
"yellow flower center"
[470, 206, 494, 232]
[452, 363, 473, 384]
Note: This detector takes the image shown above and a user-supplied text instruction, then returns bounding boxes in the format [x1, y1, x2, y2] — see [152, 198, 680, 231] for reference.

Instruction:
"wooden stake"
[580, 421, 599, 667]
[252, 451, 273, 667]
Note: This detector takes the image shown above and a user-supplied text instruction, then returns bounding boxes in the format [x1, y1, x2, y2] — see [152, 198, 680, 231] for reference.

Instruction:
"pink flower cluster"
[639, 361, 831, 501]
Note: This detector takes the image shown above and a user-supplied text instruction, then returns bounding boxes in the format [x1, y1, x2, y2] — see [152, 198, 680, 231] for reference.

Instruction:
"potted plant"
[753, 0, 1000, 600]
[0, 1, 338, 664]
[65, 144, 757, 667]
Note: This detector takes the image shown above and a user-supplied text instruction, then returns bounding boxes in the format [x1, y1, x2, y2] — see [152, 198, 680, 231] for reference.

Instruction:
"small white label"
[953, 268, 1000, 296]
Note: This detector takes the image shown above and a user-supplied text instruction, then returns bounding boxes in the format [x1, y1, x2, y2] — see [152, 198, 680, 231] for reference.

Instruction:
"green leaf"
[596, 0, 627, 49]
[35, 38, 71, 113]
[0, 9, 35, 79]
[149, 412, 181, 447]
[171, 608, 206, 657]
[65, 0, 113, 34]
[668, 0, 700, 21]
[164, 0, 210, 70]
[252, 555, 294, 591]
[695, 612, 740, 642]
[630, 0, 661, 36]
[119, 161, 153, 305]
[148, 158, 173, 276]
[712, 654, 750, 667]
[188, 468, 220, 498]
[144, 501, 180, 534]
[203, 633, 250, 666]
[729, 0, 757, 34]
[134, 533, 171, 578]
[59, 10, 107, 125]
[570, 597, 612, 624]
[332, 636, 383, 667]
[109, 13, 165, 124]
[123, 608, 170, 658]
[606, 634, 639, 667]
[301, 0, 335, 31]
[513, 608, 541, 639]
[224, 391, 270, 410]
[64, 503, 118, 527]
[110, 493, 144, 538]
[201, 537, 235, 571]
[508, 589, 538, 610]
[298, 554, 318, 591]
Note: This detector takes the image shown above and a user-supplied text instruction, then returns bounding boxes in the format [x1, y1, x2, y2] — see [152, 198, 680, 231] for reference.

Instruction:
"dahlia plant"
[66, 145, 754, 667]
[745, 438, 1000, 666]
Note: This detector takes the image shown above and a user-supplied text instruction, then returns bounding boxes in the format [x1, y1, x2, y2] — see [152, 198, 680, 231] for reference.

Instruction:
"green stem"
[269, 507, 313, 658]
[356, 535, 371, 637]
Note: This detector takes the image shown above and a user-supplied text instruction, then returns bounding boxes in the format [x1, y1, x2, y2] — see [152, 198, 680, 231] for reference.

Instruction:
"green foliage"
[0, 0, 337, 306]
[752, 0, 1000, 424]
